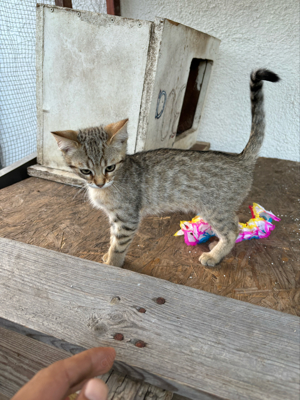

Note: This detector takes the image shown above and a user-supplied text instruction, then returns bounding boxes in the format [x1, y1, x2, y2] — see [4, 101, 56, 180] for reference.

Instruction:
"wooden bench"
[0, 238, 299, 399]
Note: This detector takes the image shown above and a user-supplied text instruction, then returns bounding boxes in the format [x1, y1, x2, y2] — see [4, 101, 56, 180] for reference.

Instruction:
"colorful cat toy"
[174, 203, 280, 246]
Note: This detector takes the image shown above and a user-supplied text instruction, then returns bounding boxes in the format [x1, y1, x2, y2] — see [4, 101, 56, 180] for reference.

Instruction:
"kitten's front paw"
[105, 258, 125, 268]
[199, 252, 219, 267]
[103, 253, 125, 268]
[102, 253, 109, 263]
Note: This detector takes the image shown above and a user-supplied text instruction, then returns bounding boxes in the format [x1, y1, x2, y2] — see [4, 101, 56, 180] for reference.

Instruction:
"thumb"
[76, 379, 109, 400]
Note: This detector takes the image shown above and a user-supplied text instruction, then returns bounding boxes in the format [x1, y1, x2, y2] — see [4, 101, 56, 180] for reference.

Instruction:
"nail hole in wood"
[110, 296, 121, 305]
[113, 333, 124, 341]
[138, 307, 146, 313]
[155, 297, 166, 304]
[135, 340, 146, 348]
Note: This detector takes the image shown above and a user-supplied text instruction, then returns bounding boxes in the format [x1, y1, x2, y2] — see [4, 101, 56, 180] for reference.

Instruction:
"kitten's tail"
[241, 69, 280, 163]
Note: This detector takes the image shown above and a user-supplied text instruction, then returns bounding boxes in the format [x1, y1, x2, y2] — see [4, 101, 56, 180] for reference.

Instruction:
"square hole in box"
[176, 58, 209, 136]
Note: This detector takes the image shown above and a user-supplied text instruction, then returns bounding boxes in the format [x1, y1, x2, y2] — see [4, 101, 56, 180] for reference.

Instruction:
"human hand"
[11, 347, 116, 400]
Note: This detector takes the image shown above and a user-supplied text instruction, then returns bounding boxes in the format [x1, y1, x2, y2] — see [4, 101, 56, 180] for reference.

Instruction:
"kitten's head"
[52, 119, 128, 189]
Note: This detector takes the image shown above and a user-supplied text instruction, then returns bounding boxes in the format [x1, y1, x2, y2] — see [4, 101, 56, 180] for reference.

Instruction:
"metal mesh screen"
[0, 0, 107, 169]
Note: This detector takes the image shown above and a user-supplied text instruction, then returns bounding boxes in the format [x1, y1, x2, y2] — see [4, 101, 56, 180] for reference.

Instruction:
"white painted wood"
[0, 152, 36, 177]
[37, 5, 152, 170]
[173, 129, 197, 150]
[0, 237, 298, 400]
[134, 18, 164, 153]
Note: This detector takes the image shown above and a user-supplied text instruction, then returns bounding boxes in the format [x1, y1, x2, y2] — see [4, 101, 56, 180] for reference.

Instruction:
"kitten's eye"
[105, 165, 115, 173]
[80, 169, 92, 175]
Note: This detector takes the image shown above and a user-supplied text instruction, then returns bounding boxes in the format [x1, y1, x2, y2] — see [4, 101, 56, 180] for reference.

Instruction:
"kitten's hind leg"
[208, 240, 218, 251]
[104, 216, 139, 268]
[199, 215, 239, 267]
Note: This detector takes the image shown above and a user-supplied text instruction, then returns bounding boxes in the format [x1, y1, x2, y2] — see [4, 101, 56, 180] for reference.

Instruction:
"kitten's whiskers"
[72, 184, 87, 201]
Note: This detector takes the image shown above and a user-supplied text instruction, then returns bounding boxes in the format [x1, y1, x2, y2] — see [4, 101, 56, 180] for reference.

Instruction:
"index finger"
[12, 347, 116, 400]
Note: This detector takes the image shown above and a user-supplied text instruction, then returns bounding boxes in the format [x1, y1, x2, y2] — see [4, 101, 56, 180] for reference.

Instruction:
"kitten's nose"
[93, 178, 105, 188]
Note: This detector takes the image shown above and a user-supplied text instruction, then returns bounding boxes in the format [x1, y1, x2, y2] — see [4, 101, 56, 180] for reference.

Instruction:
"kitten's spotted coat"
[52, 69, 279, 267]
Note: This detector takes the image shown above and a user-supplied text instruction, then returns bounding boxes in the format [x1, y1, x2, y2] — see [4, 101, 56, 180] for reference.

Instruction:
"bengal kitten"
[52, 69, 279, 268]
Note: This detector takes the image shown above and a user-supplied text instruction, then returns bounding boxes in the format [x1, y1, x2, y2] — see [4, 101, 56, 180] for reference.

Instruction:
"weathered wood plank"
[190, 141, 210, 151]
[172, 129, 198, 150]
[28, 164, 84, 186]
[0, 317, 85, 355]
[106, 372, 172, 400]
[0, 326, 69, 398]
[0, 238, 298, 400]
[0, 326, 172, 400]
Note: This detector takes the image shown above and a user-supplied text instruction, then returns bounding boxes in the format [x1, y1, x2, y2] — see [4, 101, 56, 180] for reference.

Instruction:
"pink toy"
[174, 203, 280, 246]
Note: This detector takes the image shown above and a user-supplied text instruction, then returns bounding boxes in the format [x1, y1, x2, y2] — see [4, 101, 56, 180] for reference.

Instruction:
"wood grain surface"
[1, 158, 299, 315]
[0, 317, 86, 355]
[0, 326, 172, 400]
[1, 313, 182, 399]
[0, 237, 299, 400]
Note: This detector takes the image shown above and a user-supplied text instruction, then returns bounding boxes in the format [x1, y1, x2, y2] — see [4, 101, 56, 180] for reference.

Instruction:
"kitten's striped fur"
[52, 69, 279, 267]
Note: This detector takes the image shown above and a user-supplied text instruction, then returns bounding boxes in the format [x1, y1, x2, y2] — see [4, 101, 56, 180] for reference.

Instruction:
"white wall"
[121, 0, 300, 161]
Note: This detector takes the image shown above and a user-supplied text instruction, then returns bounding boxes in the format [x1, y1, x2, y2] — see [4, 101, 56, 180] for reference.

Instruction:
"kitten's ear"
[51, 130, 79, 154]
[105, 119, 128, 146]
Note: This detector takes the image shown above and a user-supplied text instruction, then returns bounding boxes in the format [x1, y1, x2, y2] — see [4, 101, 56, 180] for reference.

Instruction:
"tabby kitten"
[52, 69, 279, 268]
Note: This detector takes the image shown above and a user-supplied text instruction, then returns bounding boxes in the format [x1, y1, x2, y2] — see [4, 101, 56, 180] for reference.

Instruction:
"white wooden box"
[30, 4, 220, 184]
